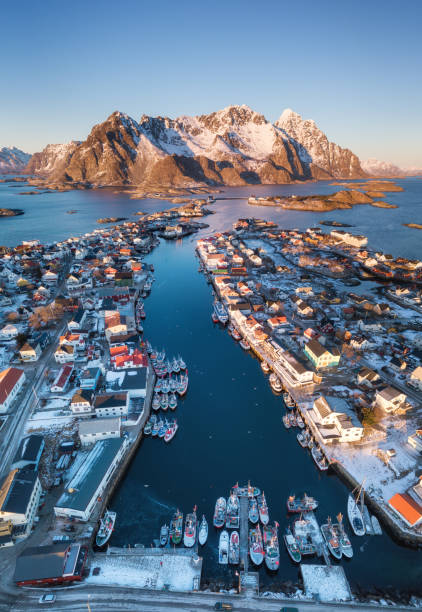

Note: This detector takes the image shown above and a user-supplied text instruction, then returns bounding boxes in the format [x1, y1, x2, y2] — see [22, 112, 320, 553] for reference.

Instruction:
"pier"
[239, 496, 249, 572]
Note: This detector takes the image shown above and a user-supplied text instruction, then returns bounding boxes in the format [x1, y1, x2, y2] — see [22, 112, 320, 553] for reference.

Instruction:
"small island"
[97, 217, 127, 224]
[320, 220, 354, 228]
[0, 208, 24, 217]
[248, 189, 397, 212]
[404, 223, 422, 230]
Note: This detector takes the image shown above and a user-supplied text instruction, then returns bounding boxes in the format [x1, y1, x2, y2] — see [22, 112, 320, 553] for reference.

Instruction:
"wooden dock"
[239, 496, 249, 572]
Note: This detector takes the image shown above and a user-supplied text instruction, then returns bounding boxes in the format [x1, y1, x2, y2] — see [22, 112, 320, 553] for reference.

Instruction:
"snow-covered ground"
[24, 409, 74, 432]
[301, 564, 352, 602]
[87, 551, 202, 591]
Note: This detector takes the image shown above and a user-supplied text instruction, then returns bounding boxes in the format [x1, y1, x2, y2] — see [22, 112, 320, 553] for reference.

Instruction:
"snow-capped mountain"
[0, 147, 31, 173]
[362, 158, 422, 177]
[25, 106, 367, 187]
[275, 109, 364, 179]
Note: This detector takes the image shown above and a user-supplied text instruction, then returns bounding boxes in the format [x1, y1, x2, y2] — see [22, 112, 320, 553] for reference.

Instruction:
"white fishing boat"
[229, 530, 240, 565]
[184, 508, 197, 547]
[269, 373, 282, 393]
[347, 490, 365, 536]
[168, 392, 177, 410]
[214, 301, 228, 325]
[239, 339, 251, 350]
[96, 510, 116, 547]
[218, 530, 229, 564]
[214, 497, 226, 528]
[334, 513, 353, 559]
[198, 515, 208, 545]
[164, 420, 178, 443]
[261, 361, 270, 374]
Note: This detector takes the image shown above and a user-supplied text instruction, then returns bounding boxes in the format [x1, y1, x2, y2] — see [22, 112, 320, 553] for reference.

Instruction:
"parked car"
[38, 593, 56, 604]
[214, 604, 233, 611]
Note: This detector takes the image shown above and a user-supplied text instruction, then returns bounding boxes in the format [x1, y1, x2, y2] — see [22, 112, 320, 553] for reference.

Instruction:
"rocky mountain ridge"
[361, 158, 422, 178]
[0, 147, 31, 173]
[23, 106, 370, 189]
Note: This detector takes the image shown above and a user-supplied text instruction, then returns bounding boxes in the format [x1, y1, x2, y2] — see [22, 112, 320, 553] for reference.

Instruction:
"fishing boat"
[162, 378, 171, 394]
[347, 490, 365, 536]
[334, 513, 353, 558]
[152, 393, 161, 411]
[229, 531, 240, 564]
[321, 517, 342, 560]
[269, 373, 282, 393]
[158, 420, 167, 438]
[164, 420, 178, 443]
[143, 420, 153, 435]
[168, 392, 177, 410]
[263, 523, 279, 571]
[178, 356, 186, 370]
[214, 301, 228, 325]
[151, 419, 161, 437]
[211, 312, 219, 323]
[297, 432, 308, 448]
[225, 492, 240, 529]
[283, 527, 301, 563]
[311, 446, 329, 471]
[248, 497, 259, 524]
[239, 339, 251, 350]
[282, 414, 291, 429]
[218, 530, 229, 564]
[170, 510, 183, 545]
[154, 379, 162, 392]
[184, 507, 197, 547]
[232, 482, 261, 498]
[286, 494, 318, 513]
[198, 515, 208, 545]
[249, 525, 264, 566]
[307, 436, 314, 449]
[293, 519, 317, 556]
[213, 497, 226, 528]
[169, 377, 178, 392]
[258, 492, 269, 525]
[177, 374, 188, 396]
[172, 357, 180, 373]
[261, 361, 270, 374]
[96, 510, 116, 547]
[160, 524, 169, 546]
[296, 414, 305, 429]
[232, 328, 241, 341]
[371, 515, 382, 535]
[283, 392, 295, 408]
[289, 412, 297, 427]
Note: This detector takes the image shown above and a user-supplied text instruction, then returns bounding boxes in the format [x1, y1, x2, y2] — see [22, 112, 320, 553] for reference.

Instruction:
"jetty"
[239, 496, 249, 572]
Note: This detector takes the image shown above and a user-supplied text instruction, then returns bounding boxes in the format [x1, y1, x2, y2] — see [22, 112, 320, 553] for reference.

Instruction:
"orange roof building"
[388, 493, 422, 527]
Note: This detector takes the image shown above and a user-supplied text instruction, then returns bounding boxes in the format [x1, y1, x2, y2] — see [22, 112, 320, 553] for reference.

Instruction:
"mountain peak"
[0, 146, 32, 173]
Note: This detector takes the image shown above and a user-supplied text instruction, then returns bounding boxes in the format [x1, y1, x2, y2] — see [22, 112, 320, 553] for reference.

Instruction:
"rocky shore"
[404, 223, 422, 230]
[97, 217, 127, 224]
[0, 208, 24, 217]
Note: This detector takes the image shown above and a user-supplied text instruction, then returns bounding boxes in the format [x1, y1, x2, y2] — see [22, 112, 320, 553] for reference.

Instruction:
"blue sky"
[2, 0, 421, 166]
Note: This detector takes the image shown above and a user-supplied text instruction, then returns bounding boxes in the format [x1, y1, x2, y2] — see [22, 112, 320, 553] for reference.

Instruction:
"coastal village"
[0, 192, 421, 606]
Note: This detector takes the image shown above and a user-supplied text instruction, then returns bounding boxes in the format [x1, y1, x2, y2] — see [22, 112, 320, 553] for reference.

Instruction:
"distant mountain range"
[2, 107, 420, 186]
[0, 147, 31, 173]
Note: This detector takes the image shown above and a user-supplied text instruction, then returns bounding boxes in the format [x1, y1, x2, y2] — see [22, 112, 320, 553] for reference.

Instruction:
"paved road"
[5, 585, 417, 612]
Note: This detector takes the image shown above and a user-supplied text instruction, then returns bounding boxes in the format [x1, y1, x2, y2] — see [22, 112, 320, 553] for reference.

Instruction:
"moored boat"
[231, 328, 241, 341]
[371, 515, 382, 535]
[170, 509, 183, 545]
[239, 339, 251, 350]
[297, 432, 308, 448]
[152, 393, 160, 411]
[311, 445, 329, 471]
[164, 420, 178, 443]
[226, 492, 240, 529]
[269, 373, 282, 393]
[229, 530, 240, 565]
[334, 513, 353, 558]
[347, 492, 365, 536]
[283, 526, 301, 563]
[214, 301, 228, 325]
[261, 361, 270, 374]
[96, 510, 116, 547]
[151, 418, 160, 437]
[158, 420, 167, 438]
[286, 493, 318, 514]
[321, 517, 342, 560]
[282, 414, 291, 429]
[283, 392, 295, 408]
[184, 508, 197, 547]
[168, 392, 177, 410]
[160, 393, 169, 410]
[263, 522, 279, 570]
[198, 515, 208, 545]
[248, 497, 259, 524]
[249, 524, 264, 566]
[143, 419, 153, 435]
[258, 492, 269, 525]
[213, 497, 226, 528]
[296, 413, 305, 429]
[219, 529, 229, 564]
[160, 524, 169, 546]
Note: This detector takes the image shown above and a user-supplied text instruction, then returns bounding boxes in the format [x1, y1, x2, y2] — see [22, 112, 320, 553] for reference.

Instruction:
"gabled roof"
[0, 368, 25, 404]
[388, 493, 422, 526]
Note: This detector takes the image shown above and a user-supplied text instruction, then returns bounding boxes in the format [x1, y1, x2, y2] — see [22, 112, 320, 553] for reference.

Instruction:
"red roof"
[51, 364, 73, 390]
[110, 345, 128, 357]
[0, 368, 24, 404]
[388, 493, 422, 526]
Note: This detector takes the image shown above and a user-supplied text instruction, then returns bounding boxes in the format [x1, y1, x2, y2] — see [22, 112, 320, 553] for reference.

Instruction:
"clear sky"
[2, 0, 421, 166]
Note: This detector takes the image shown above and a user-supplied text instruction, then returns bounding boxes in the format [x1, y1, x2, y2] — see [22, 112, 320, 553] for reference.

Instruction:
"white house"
[0, 324, 19, 340]
[54, 344, 75, 364]
[410, 367, 422, 391]
[69, 389, 92, 414]
[375, 386, 407, 414]
[78, 417, 121, 446]
[0, 368, 26, 413]
[19, 342, 41, 362]
[93, 393, 128, 417]
[310, 395, 364, 444]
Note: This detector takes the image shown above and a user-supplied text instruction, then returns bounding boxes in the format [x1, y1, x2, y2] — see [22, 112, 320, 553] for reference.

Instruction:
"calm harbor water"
[1, 176, 421, 592]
